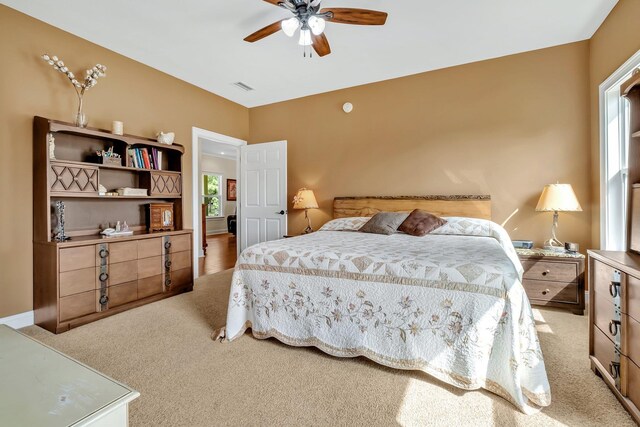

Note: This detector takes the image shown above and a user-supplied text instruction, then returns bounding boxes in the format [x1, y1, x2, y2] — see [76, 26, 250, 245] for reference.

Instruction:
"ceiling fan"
[244, 0, 388, 57]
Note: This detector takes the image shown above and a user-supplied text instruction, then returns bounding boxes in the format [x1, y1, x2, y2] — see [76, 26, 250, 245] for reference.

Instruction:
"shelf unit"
[33, 117, 193, 334]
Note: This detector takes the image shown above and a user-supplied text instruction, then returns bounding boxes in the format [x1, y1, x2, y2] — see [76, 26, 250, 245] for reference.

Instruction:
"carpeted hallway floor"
[22, 270, 635, 426]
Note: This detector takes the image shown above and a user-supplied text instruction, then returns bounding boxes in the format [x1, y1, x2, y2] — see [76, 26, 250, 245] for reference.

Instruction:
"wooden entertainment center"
[33, 117, 193, 334]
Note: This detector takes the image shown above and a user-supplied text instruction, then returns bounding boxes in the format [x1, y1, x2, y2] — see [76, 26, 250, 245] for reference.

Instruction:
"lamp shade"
[535, 184, 582, 212]
[293, 188, 318, 210]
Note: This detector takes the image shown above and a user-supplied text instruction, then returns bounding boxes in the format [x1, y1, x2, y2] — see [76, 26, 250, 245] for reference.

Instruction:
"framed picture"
[227, 179, 237, 201]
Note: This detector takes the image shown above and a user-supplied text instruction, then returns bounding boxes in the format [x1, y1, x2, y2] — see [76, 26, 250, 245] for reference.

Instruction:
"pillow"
[398, 209, 447, 237]
[359, 212, 409, 235]
[319, 217, 370, 232]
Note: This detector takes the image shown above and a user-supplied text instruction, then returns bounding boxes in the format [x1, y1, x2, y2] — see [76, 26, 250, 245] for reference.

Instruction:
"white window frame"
[202, 171, 223, 219]
[599, 49, 640, 250]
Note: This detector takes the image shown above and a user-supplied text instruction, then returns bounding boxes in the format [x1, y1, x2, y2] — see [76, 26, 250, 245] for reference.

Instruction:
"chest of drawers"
[588, 250, 640, 423]
[34, 230, 193, 334]
[516, 248, 585, 315]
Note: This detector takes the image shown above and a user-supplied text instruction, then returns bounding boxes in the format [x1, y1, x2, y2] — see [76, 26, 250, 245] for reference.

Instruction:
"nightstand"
[515, 248, 585, 315]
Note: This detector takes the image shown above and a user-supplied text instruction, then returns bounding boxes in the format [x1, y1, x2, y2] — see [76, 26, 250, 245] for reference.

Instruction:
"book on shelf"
[127, 147, 163, 170]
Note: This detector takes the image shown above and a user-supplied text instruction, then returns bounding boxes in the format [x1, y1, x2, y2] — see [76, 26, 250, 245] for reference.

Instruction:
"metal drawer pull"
[542, 289, 550, 295]
[165, 277, 172, 286]
[609, 282, 620, 298]
[609, 361, 620, 379]
[165, 260, 172, 269]
[542, 270, 550, 276]
[164, 241, 172, 250]
[99, 295, 109, 305]
[99, 249, 109, 259]
[99, 272, 109, 282]
[609, 319, 621, 336]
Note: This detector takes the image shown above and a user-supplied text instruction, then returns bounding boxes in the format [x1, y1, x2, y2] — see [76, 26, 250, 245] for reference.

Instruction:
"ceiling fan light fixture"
[308, 15, 325, 36]
[298, 28, 312, 46]
[282, 17, 299, 37]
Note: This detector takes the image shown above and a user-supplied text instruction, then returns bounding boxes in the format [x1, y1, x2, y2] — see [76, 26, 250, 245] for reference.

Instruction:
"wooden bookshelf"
[33, 116, 193, 334]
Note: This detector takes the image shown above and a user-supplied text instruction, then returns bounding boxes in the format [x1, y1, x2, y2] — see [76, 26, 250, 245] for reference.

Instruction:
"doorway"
[191, 127, 245, 278]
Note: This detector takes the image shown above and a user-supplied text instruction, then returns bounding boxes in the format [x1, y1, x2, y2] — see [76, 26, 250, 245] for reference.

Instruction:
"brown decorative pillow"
[398, 209, 447, 237]
[359, 212, 409, 235]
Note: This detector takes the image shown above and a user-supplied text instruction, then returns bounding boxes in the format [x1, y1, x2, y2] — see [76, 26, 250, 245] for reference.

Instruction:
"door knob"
[276, 210, 287, 215]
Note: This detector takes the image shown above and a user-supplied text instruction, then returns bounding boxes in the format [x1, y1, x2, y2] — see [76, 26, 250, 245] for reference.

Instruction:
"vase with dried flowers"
[41, 54, 107, 128]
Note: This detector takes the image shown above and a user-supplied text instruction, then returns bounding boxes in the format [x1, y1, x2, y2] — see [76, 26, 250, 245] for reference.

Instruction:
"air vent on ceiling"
[233, 81, 254, 92]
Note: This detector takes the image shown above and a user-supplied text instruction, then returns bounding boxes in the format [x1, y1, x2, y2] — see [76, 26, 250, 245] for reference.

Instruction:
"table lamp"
[535, 183, 582, 251]
[293, 188, 318, 234]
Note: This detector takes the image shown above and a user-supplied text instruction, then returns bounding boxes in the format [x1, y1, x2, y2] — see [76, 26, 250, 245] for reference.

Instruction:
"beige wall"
[201, 154, 237, 234]
[589, 0, 640, 248]
[0, 5, 249, 318]
[250, 42, 592, 251]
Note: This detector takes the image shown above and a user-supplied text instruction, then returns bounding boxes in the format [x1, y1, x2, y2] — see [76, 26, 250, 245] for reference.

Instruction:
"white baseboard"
[0, 311, 34, 329]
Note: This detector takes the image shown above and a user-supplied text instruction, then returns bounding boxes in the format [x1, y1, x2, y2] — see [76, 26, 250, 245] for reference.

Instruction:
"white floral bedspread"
[222, 217, 550, 413]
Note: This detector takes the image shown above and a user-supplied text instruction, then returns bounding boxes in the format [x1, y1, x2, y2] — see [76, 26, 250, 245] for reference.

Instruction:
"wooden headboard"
[333, 195, 491, 220]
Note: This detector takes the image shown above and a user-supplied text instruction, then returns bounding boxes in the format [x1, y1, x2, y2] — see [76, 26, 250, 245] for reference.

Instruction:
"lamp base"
[302, 225, 313, 234]
[543, 238, 565, 253]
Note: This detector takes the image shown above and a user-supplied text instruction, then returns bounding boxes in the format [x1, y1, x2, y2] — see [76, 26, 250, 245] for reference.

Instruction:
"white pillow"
[319, 217, 371, 232]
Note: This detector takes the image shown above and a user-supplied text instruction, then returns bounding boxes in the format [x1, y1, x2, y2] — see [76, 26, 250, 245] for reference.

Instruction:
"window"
[600, 50, 640, 250]
[203, 173, 222, 218]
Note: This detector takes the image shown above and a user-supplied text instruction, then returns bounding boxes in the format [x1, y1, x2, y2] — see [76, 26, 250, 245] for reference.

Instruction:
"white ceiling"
[199, 138, 238, 160]
[3, 0, 617, 107]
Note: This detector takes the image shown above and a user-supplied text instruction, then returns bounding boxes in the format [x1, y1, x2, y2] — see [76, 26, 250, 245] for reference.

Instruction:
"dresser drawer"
[627, 276, 640, 322]
[169, 267, 192, 291]
[103, 260, 138, 286]
[593, 324, 620, 386]
[592, 259, 620, 306]
[138, 237, 162, 259]
[629, 358, 640, 408]
[59, 290, 96, 322]
[138, 256, 162, 279]
[171, 251, 191, 271]
[627, 314, 640, 363]
[522, 260, 577, 282]
[60, 267, 95, 297]
[60, 246, 95, 272]
[594, 289, 621, 343]
[106, 241, 138, 264]
[523, 279, 578, 303]
[107, 281, 137, 308]
[169, 234, 190, 253]
[137, 275, 163, 299]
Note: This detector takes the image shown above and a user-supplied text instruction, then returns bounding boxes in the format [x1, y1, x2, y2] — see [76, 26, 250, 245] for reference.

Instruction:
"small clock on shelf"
[147, 203, 174, 232]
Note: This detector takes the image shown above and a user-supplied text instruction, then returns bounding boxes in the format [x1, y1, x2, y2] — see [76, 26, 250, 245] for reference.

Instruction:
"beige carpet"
[23, 270, 635, 426]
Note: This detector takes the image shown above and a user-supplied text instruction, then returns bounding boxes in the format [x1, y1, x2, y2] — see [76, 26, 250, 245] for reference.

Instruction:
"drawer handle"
[164, 241, 172, 250]
[99, 272, 109, 282]
[609, 319, 621, 336]
[165, 277, 172, 287]
[542, 270, 550, 276]
[165, 260, 172, 269]
[99, 295, 109, 305]
[609, 361, 620, 379]
[99, 249, 109, 259]
[609, 282, 621, 298]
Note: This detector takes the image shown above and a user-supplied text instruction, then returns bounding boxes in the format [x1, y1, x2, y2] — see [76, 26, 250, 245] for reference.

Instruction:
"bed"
[219, 196, 551, 413]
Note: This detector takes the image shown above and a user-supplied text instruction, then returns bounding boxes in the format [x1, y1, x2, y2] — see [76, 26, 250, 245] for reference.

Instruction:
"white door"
[239, 141, 287, 251]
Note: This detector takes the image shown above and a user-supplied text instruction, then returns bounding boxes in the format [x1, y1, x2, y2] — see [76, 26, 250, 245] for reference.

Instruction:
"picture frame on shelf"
[227, 179, 237, 201]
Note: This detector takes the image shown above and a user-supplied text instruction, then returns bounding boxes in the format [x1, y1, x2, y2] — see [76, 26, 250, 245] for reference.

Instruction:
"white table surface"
[0, 325, 139, 426]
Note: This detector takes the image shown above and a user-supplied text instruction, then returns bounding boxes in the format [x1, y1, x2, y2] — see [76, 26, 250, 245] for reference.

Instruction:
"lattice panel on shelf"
[49, 163, 99, 194]
[150, 172, 181, 196]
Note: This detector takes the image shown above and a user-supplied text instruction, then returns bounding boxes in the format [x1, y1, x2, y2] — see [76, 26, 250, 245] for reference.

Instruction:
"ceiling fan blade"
[262, 0, 283, 5]
[312, 33, 331, 57]
[244, 21, 282, 43]
[321, 8, 388, 25]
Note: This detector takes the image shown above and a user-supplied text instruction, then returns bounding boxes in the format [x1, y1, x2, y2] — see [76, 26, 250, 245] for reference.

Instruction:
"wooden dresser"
[516, 248, 585, 315]
[33, 117, 194, 333]
[587, 250, 640, 423]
